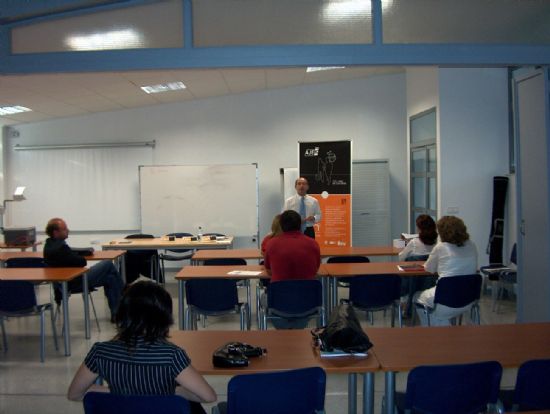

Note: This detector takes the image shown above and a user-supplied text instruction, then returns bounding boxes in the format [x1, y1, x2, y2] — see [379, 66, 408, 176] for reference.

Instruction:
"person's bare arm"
[175, 365, 217, 403]
[67, 363, 108, 401]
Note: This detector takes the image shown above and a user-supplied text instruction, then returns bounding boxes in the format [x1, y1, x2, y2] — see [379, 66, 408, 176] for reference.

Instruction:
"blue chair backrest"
[203, 233, 226, 237]
[349, 274, 401, 308]
[267, 279, 322, 314]
[83, 392, 190, 414]
[405, 361, 502, 414]
[327, 255, 370, 263]
[514, 359, 550, 410]
[5, 257, 46, 268]
[434, 274, 482, 308]
[0, 280, 37, 311]
[226, 367, 326, 414]
[1, 258, 44, 311]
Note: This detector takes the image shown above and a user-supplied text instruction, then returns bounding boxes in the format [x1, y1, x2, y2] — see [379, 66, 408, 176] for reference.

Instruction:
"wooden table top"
[103, 237, 233, 250]
[191, 245, 402, 262]
[0, 241, 42, 250]
[322, 261, 429, 277]
[176, 265, 269, 280]
[0, 250, 126, 262]
[0, 267, 88, 282]
[368, 323, 550, 371]
[169, 329, 379, 375]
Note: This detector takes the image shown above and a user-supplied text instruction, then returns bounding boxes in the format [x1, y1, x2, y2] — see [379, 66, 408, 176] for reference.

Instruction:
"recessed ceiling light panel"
[65, 28, 144, 51]
[140, 82, 187, 94]
[0, 106, 32, 115]
[306, 66, 346, 73]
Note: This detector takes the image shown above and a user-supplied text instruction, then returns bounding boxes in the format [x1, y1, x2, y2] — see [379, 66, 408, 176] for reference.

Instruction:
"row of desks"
[175, 261, 429, 330]
[170, 323, 550, 414]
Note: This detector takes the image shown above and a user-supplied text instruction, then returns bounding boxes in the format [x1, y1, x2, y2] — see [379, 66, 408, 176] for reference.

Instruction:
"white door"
[515, 68, 550, 322]
[352, 160, 390, 247]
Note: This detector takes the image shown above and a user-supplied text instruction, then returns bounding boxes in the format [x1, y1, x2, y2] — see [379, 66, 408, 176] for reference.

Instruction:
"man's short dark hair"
[45, 218, 62, 237]
[280, 210, 302, 232]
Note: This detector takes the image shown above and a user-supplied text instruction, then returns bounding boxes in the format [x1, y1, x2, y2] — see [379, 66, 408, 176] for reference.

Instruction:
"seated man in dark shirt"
[263, 210, 321, 328]
[44, 218, 124, 322]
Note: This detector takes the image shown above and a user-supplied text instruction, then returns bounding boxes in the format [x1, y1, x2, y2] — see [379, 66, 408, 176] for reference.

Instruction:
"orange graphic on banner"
[311, 194, 351, 248]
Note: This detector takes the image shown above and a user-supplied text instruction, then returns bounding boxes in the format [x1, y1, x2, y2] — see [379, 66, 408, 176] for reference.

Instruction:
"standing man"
[44, 218, 124, 323]
[283, 177, 321, 238]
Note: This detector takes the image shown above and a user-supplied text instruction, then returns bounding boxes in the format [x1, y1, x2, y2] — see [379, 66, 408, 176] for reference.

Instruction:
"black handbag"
[312, 304, 373, 354]
[212, 342, 266, 368]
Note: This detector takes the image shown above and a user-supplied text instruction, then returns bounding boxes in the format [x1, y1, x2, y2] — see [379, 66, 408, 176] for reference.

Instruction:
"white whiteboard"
[10, 146, 152, 231]
[139, 164, 258, 237]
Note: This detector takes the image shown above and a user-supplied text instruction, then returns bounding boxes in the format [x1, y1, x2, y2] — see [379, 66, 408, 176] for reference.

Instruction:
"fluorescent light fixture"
[0, 106, 32, 115]
[140, 82, 187, 94]
[65, 28, 144, 51]
[306, 66, 346, 73]
[322, 0, 371, 22]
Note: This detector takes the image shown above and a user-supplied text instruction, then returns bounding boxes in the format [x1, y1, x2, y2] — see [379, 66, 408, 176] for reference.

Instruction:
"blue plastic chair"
[185, 258, 249, 330]
[346, 274, 402, 327]
[125, 234, 162, 283]
[83, 392, 190, 414]
[401, 255, 435, 320]
[159, 232, 194, 278]
[213, 367, 326, 414]
[417, 274, 482, 326]
[327, 255, 370, 287]
[480, 243, 517, 312]
[0, 257, 58, 362]
[260, 279, 323, 330]
[502, 359, 550, 411]
[395, 361, 502, 414]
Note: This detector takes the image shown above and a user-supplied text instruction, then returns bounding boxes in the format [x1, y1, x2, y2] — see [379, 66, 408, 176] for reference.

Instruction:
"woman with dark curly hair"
[414, 216, 478, 326]
[398, 214, 438, 261]
[68, 281, 216, 413]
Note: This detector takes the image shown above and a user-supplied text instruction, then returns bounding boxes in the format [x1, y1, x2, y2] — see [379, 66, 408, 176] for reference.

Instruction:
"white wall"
[5, 74, 408, 247]
[438, 68, 510, 265]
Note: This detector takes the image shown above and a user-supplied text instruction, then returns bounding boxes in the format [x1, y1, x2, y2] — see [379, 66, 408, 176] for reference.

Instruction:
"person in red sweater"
[264, 210, 320, 282]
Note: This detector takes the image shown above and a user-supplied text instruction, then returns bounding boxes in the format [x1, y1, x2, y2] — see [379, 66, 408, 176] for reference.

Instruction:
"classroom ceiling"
[0, 66, 404, 126]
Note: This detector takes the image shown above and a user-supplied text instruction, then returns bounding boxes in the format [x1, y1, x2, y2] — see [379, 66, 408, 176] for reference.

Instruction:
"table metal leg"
[385, 372, 396, 414]
[348, 373, 357, 414]
[61, 281, 71, 356]
[82, 271, 90, 339]
[119, 255, 127, 284]
[320, 277, 329, 325]
[331, 276, 338, 310]
[178, 280, 185, 330]
[363, 372, 374, 414]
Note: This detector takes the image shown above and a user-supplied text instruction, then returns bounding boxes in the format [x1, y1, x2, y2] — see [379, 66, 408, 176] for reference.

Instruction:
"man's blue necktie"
[300, 196, 306, 233]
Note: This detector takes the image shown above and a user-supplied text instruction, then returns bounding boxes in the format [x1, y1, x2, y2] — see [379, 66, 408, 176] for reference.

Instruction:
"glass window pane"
[429, 177, 436, 210]
[412, 150, 426, 173]
[11, 0, 183, 53]
[413, 177, 426, 208]
[428, 147, 437, 172]
[383, 0, 550, 44]
[411, 109, 436, 144]
[193, 0, 372, 46]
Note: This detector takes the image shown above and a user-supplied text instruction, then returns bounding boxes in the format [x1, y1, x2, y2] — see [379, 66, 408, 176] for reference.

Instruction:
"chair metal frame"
[0, 279, 59, 362]
[159, 232, 194, 280]
[125, 233, 162, 283]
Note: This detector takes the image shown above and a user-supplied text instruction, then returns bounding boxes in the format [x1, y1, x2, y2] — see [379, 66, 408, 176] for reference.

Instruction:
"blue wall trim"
[1, 43, 550, 74]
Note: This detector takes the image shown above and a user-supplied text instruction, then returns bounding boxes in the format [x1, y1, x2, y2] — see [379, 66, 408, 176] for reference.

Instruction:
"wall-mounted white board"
[10, 146, 152, 231]
[139, 164, 259, 238]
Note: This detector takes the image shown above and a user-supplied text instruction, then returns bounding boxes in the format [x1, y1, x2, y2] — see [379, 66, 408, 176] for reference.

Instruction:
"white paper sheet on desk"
[227, 270, 263, 276]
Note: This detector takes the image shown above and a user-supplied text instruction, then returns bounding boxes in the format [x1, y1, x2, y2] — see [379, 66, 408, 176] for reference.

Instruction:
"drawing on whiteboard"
[315, 150, 336, 185]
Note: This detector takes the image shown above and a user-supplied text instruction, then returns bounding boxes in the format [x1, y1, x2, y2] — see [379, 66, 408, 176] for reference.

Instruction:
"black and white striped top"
[84, 338, 191, 395]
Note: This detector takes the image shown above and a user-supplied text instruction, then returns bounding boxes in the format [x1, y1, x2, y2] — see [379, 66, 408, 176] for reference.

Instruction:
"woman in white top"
[398, 214, 438, 261]
[414, 216, 478, 326]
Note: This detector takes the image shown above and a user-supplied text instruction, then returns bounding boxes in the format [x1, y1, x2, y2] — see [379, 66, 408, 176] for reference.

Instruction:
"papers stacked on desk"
[397, 263, 425, 272]
[227, 270, 263, 276]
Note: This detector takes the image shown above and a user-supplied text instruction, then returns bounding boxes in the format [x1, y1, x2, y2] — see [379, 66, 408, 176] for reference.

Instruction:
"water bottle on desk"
[197, 226, 203, 241]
